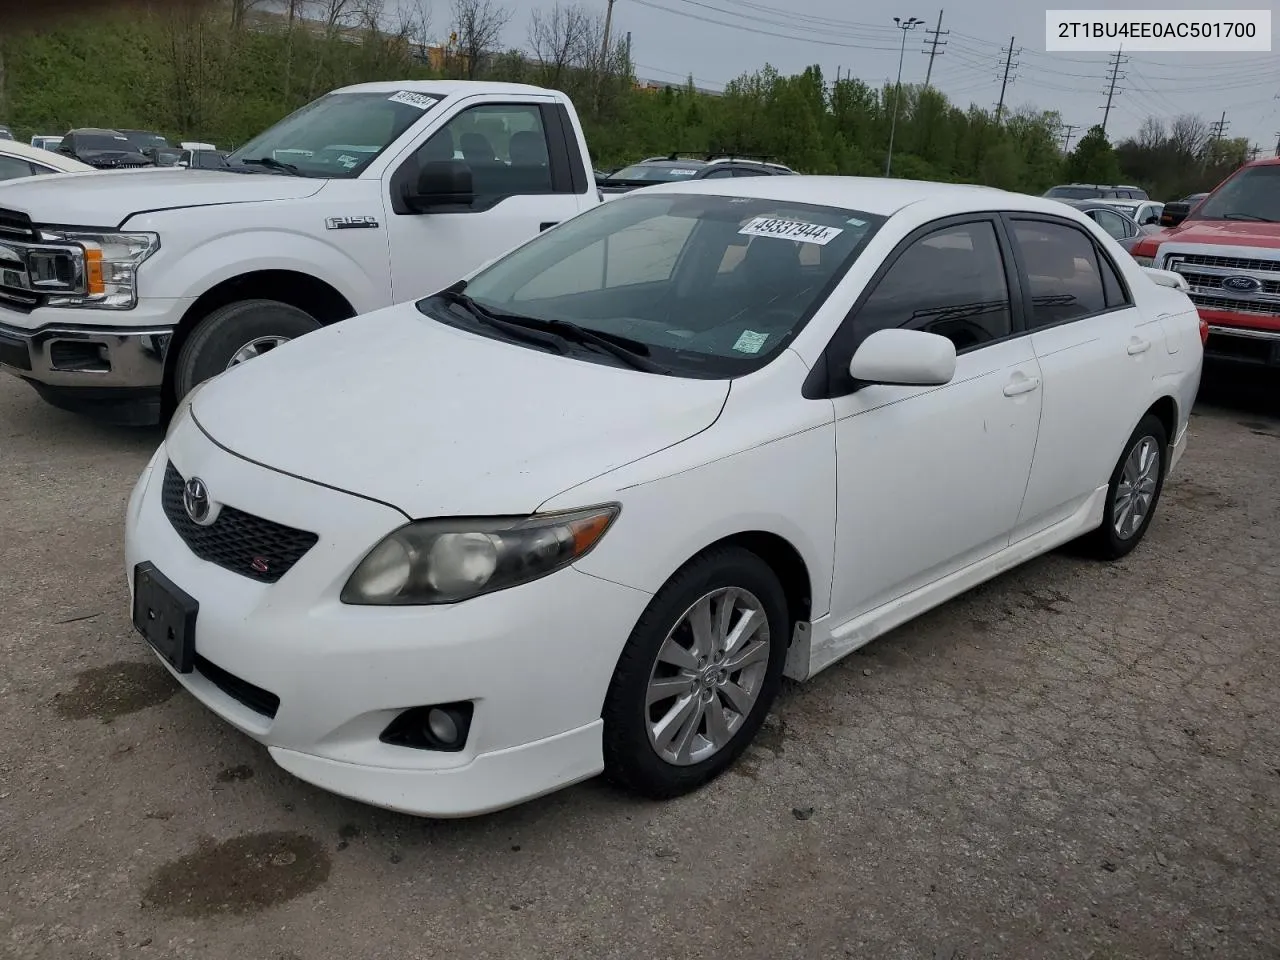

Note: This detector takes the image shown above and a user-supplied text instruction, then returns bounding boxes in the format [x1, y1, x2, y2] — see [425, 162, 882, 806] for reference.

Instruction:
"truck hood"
[1163, 219, 1280, 250]
[190, 306, 730, 518]
[0, 169, 325, 228]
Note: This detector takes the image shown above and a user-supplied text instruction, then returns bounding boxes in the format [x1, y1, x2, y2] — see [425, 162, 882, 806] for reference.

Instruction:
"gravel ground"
[1, 365, 1277, 960]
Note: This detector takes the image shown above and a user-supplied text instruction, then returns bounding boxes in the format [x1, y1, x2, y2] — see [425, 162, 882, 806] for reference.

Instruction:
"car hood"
[1163, 219, 1280, 250]
[0, 169, 326, 227]
[190, 306, 730, 518]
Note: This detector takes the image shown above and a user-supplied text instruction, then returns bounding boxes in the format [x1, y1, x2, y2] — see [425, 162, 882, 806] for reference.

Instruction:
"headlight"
[39, 230, 159, 309]
[341, 505, 620, 605]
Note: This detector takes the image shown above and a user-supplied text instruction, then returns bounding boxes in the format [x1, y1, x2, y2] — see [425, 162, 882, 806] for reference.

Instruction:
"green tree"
[1063, 124, 1121, 184]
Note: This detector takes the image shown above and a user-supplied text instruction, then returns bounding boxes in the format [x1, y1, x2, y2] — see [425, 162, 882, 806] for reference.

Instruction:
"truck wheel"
[173, 299, 322, 401]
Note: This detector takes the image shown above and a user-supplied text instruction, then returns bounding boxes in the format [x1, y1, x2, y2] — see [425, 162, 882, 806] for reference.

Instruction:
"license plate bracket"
[132, 562, 197, 673]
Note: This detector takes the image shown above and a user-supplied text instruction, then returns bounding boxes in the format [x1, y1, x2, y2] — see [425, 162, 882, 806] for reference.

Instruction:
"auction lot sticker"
[740, 217, 843, 245]
[1045, 9, 1271, 51]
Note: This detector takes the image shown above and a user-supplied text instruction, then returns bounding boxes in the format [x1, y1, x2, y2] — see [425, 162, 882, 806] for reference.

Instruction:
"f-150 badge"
[326, 216, 380, 229]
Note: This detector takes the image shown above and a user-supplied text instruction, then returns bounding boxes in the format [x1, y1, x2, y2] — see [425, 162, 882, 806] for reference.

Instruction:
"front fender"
[133, 226, 390, 315]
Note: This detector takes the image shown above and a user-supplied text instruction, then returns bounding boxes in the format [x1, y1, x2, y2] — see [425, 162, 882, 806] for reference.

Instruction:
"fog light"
[379, 701, 474, 752]
[427, 707, 459, 745]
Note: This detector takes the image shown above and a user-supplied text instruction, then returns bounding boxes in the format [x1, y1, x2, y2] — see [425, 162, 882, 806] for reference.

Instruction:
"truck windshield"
[227, 91, 442, 178]
[76, 134, 133, 151]
[1192, 165, 1280, 222]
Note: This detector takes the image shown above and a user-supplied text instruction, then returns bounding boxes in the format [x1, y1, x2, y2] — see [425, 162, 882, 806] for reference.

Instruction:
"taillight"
[1199, 318, 1209, 345]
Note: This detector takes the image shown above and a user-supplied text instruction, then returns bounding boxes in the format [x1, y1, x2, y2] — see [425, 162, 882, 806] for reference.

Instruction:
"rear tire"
[602, 546, 790, 799]
[173, 299, 321, 401]
[1085, 413, 1168, 560]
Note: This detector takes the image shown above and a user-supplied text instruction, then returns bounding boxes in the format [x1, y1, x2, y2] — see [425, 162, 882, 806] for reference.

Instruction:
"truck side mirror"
[406, 159, 474, 211]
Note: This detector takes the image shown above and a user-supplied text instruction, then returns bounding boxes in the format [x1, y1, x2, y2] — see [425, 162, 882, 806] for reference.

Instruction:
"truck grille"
[161, 462, 319, 584]
[1187, 294, 1280, 317]
[0, 208, 41, 311]
[1167, 253, 1280, 273]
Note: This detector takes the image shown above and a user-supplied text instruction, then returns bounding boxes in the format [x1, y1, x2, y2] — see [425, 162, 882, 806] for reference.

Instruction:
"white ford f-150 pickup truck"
[0, 80, 599, 424]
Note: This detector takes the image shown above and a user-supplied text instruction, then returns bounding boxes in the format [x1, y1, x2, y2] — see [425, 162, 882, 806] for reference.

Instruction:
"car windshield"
[76, 134, 133, 151]
[1046, 186, 1101, 199]
[226, 90, 442, 178]
[123, 132, 168, 149]
[422, 193, 885, 378]
[608, 163, 705, 182]
[1192, 166, 1280, 222]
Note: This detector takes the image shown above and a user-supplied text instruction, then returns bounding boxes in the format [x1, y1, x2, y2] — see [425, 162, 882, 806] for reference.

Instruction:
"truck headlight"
[39, 230, 159, 309]
[341, 505, 620, 605]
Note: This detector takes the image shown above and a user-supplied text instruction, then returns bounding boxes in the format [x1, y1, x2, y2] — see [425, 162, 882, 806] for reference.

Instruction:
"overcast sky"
[490, 0, 1279, 152]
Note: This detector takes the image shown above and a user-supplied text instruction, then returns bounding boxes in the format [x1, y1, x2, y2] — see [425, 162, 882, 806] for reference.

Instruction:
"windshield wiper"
[438, 289, 573, 355]
[238, 156, 304, 177]
[1222, 213, 1278, 222]
[439, 289, 668, 373]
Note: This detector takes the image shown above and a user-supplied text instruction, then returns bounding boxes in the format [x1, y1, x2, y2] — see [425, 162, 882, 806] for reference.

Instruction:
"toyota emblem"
[183, 477, 214, 525]
[1222, 275, 1262, 294]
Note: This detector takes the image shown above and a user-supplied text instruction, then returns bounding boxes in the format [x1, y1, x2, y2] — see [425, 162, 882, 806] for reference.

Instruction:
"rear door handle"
[1003, 376, 1041, 397]
[1127, 337, 1151, 355]
[539, 221, 559, 232]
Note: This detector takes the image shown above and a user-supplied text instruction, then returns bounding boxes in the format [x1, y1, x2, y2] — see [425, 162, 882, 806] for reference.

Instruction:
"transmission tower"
[994, 36, 1020, 124]
[922, 10, 948, 89]
[1099, 49, 1127, 135]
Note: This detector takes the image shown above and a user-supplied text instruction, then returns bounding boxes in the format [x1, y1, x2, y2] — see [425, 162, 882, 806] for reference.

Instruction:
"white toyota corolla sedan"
[124, 177, 1204, 817]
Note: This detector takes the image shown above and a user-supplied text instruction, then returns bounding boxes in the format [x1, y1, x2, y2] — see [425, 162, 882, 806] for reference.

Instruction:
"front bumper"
[1202, 321, 1280, 367]
[0, 300, 189, 424]
[123, 419, 652, 817]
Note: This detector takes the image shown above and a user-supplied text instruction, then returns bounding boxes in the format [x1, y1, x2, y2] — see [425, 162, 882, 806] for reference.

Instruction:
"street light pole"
[885, 16, 922, 178]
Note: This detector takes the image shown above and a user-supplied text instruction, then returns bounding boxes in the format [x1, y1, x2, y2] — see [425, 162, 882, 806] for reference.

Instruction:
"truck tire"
[174, 299, 322, 401]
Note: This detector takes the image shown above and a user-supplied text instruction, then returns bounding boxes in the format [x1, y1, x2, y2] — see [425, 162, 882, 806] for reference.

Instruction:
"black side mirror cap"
[406, 159, 474, 211]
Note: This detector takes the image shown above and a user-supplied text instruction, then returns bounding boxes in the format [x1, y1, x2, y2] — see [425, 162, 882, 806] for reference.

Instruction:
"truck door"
[382, 98, 589, 303]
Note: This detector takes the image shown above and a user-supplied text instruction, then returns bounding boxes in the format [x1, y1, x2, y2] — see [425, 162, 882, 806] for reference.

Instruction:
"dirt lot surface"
[1, 367, 1277, 960]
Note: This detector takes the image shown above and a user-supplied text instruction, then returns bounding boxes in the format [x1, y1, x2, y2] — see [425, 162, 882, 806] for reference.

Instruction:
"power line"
[922, 10, 948, 90]
[1100, 49, 1127, 135]
[626, 0, 904, 50]
[994, 36, 1019, 124]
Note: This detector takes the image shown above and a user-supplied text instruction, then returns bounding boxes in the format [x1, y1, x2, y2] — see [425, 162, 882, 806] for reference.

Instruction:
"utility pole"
[1209, 111, 1228, 141]
[599, 0, 616, 73]
[922, 10, 948, 89]
[1274, 131, 1280, 157]
[1248, 143, 1261, 161]
[1100, 48, 1127, 135]
[994, 36, 1018, 125]
[1060, 123, 1078, 153]
[885, 16, 923, 177]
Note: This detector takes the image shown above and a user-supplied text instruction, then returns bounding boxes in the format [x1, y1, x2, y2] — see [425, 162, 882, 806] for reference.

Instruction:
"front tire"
[1086, 413, 1168, 560]
[602, 546, 790, 799]
[173, 299, 322, 401]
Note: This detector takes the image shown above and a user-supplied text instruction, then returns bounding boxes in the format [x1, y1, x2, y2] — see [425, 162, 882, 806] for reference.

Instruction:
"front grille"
[194, 654, 280, 718]
[1179, 270, 1280, 296]
[0, 208, 37, 242]
[0, 333, 31, 370]
[1188, 293, 1280, 317]
[1168, 253, 1280, 274]
[161, 462, 318, 584]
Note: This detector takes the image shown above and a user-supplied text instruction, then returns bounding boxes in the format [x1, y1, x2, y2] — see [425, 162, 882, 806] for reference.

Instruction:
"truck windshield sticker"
[336, 154, 359, 168]
[388, 90, 436, 110]
[739, 216, 843, 245]
[732, 330, 770, 354]
[667, 168, 698, 176]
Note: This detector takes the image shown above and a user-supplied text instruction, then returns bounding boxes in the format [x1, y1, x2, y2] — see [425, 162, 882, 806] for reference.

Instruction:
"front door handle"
[1003, 376, 1041, 397]
[1127, 337, 1151, 355]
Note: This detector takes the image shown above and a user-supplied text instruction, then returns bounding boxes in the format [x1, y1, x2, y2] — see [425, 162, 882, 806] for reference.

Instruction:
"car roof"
[68, 127, 128, 137]
[0, 139, 94, 171]
[617, 174, 1063, 218]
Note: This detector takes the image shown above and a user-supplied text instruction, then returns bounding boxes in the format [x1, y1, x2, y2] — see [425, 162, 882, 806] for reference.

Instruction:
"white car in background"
[1100, 198, 1165, 230]
[30, 136, 64, 153]
[0, 140, 92, 181]
[125, 177, 1204, 818]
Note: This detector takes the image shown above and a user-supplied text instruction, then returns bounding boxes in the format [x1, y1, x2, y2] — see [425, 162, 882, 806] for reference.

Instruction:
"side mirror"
[406, 159, 473, 211]
[849, 328, 957, 388]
